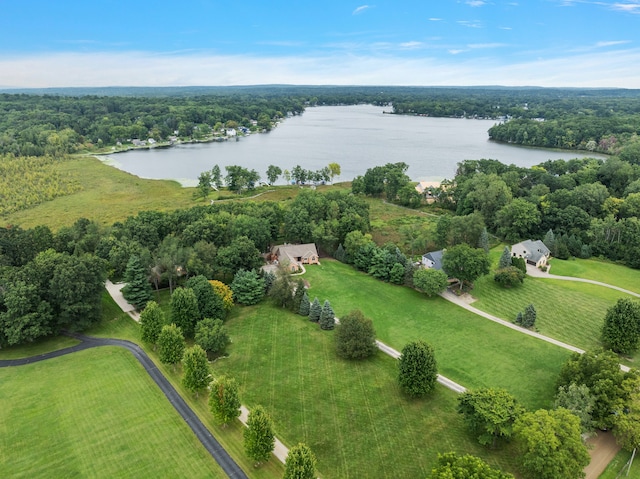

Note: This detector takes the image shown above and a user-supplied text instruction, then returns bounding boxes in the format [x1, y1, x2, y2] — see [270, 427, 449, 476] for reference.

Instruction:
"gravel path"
[0, 334, 249, 479]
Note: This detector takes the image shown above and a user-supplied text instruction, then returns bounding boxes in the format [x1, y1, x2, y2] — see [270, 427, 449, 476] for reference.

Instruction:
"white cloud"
[499, 26, 513, 30]
[429, 17, 443, 21]
[353, 5, 370, 15]
[448, 49, 467, 55]
[610, 2, 640, 13]
[468, 43, 507, 49]
[400, 41, 423, 49]
[457, 20, 483, 28]
[466, 0, 487, 6]
[595, 40, 631, 47]
[0, 48, 639, 89]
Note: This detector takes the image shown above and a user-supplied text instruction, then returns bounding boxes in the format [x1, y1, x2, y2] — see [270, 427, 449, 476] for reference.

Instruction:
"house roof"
[415, 181, 441, 194]
[512, 239, 550, 263]
[272, 243, 318, 263]
[422, 249, 444, 270]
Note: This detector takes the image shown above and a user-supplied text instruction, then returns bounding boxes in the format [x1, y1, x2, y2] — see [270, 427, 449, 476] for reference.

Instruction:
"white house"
[511, 240, 551, 267]
[415, 181, 441, 204]
[421, 250, 444, 270]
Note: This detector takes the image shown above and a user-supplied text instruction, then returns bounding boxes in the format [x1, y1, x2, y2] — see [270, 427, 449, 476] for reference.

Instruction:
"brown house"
[271, 243, 320, 272]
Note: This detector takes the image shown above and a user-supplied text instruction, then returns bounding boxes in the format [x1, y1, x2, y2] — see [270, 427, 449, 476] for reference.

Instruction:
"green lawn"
[598, 449, 640, 479]
[549, 257, 640, 295]
[471, 273, 630, 352]
[303, 259, 571, 409]
[0, 335, 79, 359]
[211, 303, 520, 479]
[0, 347, 227, 478]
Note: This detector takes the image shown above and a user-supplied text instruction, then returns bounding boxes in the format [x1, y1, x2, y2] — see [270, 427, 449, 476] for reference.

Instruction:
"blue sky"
[0, 0, 639, 88]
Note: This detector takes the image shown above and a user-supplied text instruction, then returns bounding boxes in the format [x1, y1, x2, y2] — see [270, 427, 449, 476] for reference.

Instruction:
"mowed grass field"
[303, 259, 571, 409]
[0, 347, 227, 479]
[550, 257, 640, 295]
[470, 272, 630, 352]
[211, 303, 520, 479]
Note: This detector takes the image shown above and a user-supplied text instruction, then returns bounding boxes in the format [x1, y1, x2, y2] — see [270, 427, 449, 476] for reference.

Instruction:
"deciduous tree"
[186, 274, 224, 321]
[513, 408, 590, 479]
[430, 452, 514, 479]
[442, 244, 490, 291]
[244, 405, 275, 464]
[601, 297, 640, 354]
[194, 318, 229, 357]
[209, 375, 241, 426]
[139, 300, 166, 346]
[158, 323, 186, 367]
[283, 443, 317, 479]
[182, 345, 210, 396]
[457, 388, 523, 447]
[554, 383, 595, 434]
[170, 287, 199, 337]
[335, 309, 377, 359]
[398, 340, 437, 397]
[413, 268, 448, 297]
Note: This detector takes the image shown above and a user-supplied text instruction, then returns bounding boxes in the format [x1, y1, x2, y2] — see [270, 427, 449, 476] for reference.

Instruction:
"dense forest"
[2, 85, 640, 156]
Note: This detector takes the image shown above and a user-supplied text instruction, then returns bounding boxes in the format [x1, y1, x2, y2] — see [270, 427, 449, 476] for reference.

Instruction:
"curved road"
[0, 333, 248, 479]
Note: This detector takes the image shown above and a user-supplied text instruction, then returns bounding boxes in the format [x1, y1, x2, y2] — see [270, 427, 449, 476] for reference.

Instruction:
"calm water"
[103, 104, 605, 186]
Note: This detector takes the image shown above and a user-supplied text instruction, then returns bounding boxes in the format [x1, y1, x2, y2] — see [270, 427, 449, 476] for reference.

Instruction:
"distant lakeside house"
[511, 240, 550, 267]
[270, 243, 320, 272]
[414, 181, 441, 204]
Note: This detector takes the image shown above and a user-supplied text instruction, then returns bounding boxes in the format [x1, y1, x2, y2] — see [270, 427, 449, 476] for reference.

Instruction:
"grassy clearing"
[598, 449, 640, 479]
[0, 335, 80, 360]
[303, 259, 570, 409]
[549, 257, 640, 295]
[471, 273, 629, 352]
[211, 303, 520, 478]
[0, 347, 227, 478]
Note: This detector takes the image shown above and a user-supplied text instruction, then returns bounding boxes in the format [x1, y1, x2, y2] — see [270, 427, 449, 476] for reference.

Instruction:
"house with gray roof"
[421, 250, 444, 271]
[511, 240, 550, 268]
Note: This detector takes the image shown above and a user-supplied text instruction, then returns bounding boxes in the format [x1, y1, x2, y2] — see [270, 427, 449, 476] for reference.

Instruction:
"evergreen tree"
[158, 323, 186, 367]
[522, 304, 537, 328]
[398, 340, 438, 397]
[511, 256, 527, 274]
[283, 443, 317, 479]
[182, 345, 210, 397]
[498, 246, 512, 269]
[515, 311, 524, 326]
[231, 269, 266, 305]
[298, 291, 310, 316]
[195, 318, 229, 356]
[291, 279, 306, 313]
[244, 405, 275, 464]
[170, 287, 200, 337]
[209, 375, 241, 426]
[140, 300, 166, 346]
[543, 229, 556, 252]
[319, 300, 335, 330]
[121, 254, 153, 309]
[334, 243, 346, 262]
[308, 297, 322, 322]
[478, 227, 490, 253]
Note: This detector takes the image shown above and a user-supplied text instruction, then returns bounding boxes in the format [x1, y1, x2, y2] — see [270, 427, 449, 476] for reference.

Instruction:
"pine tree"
[298, 291, 310, 316]
[543, 229, 556, 252]
[121, 254, 153, 309]
[308, 297, 322, 322]
[522, 304, 537, 328]
[334, 243, 346, 262]
[182, 345, 210, 397]
[209, 375, 241, 426]
[291, 279, 306, 313]
[140, 300, 166, 346]
[283, 443, 317, 479]
[244, 405, 275, 464]
[478, 228, 490, 253]
[231, 269, 265, 305]
[498, 246, 512, 269]
[319, 300, 335, 330]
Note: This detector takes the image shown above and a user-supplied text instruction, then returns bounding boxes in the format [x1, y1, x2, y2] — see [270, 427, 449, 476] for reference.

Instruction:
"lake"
[102, 104, 605, 186]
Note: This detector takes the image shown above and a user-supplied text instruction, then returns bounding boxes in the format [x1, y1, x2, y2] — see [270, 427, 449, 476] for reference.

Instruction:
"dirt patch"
[584, 431, 621, 479]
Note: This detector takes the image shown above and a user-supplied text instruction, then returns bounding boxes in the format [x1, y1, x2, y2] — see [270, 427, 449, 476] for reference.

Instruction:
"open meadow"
[302, 259, 571, 409]
[549, 257, 640, 295]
